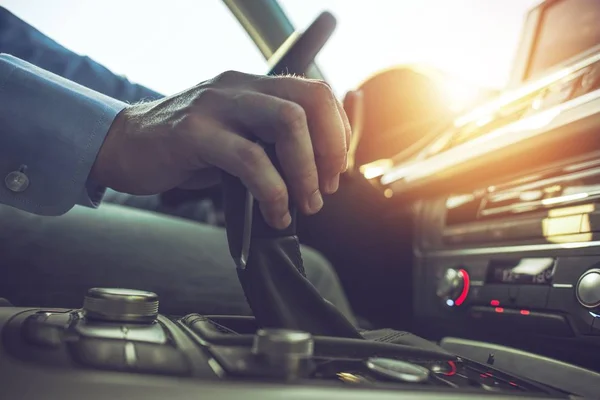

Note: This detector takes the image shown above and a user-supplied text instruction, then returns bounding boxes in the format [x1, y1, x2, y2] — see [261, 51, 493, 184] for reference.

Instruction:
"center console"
[412, 158, 600, 374]
[1, 287, 593, 399]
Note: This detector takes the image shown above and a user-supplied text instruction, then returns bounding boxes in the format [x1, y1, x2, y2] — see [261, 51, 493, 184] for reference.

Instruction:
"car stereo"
[367, 0, 600, 374]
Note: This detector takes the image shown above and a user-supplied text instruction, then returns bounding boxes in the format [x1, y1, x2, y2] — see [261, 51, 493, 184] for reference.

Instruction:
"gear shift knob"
[222, 145, 360, 338]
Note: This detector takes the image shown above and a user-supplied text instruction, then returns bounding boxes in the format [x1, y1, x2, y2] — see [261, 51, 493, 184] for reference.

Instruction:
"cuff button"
[5, 166, 29, 193]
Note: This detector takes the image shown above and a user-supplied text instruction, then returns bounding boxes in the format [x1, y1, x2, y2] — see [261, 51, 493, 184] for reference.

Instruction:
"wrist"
[90, 106, 132, 189]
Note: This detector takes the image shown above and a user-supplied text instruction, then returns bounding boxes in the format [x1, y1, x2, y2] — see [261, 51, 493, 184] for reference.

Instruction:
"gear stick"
[222, 145, 361, 338]
[222, 11, 360, 338]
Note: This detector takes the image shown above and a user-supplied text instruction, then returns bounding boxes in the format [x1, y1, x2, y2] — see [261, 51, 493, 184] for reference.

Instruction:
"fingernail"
[280, 212, 292, 228]
[308, 190, 323, 213]
[324, 175, 340, 194]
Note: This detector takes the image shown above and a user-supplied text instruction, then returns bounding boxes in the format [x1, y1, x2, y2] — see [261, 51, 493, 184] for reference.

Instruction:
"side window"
[3, 0, 267, 95]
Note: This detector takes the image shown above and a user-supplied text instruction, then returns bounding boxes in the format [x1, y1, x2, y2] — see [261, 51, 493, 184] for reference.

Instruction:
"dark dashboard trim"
[422, 240, 600, 258]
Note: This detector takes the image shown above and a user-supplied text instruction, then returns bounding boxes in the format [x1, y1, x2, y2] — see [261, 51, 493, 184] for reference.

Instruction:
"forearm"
[0, 54, 126, 215]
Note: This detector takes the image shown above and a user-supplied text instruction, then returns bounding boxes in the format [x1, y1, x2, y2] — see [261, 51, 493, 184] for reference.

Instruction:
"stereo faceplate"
[414, 250, 600, 372]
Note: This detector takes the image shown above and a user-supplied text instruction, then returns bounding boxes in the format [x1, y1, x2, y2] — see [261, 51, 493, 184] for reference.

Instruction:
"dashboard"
[366, 0, 600, 373]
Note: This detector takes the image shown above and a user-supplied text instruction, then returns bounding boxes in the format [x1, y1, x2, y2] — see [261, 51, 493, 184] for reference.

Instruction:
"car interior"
[2, 0, 600, 398]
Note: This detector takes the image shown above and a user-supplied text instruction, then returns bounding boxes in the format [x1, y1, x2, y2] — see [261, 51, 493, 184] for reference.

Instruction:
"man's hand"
[91, 71, 351, 229]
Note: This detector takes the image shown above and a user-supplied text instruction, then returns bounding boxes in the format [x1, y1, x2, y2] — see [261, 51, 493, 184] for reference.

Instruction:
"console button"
[70, 339, 127, 370]
[576, 269, 600, 308]
[514, 286, 549, 309]
[133, 343, 190, 376]
[22, 311, 72, 348]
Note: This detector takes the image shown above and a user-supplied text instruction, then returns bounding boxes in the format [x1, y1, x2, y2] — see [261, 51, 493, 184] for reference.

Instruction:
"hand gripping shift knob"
[222, 11, 358, 339]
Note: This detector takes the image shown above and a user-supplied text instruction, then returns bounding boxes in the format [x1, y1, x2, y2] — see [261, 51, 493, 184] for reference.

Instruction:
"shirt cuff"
[0, 54, 126, 215]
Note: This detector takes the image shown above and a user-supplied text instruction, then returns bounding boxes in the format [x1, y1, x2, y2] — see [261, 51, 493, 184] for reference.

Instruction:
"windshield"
[279, 0, 540, 93]
[3, 0, 267, 95]
[6, 0, 539, 97]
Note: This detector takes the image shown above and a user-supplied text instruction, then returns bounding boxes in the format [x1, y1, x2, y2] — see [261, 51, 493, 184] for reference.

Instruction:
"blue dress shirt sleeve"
[0, 54, 126, 215]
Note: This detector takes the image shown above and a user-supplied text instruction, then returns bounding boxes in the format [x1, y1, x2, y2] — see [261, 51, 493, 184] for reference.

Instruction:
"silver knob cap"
[576, 269, 600, 309]
[83, 288, 159, 323]
[252, 329, 313, 378]
[252, 328, 314, 359]
[437, 268, 464, 301]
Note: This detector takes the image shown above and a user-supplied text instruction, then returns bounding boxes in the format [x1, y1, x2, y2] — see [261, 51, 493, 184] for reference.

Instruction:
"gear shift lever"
[223, 12, 360, 338]
[222, 146, 360, 338]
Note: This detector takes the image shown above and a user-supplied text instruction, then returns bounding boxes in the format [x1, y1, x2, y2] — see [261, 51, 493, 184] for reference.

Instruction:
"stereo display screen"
[526, 0, 600, 79]
[487, 258, 555, 285]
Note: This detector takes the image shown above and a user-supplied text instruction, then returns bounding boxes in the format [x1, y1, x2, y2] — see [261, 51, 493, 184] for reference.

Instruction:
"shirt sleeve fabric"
[0, 54, 127, 216]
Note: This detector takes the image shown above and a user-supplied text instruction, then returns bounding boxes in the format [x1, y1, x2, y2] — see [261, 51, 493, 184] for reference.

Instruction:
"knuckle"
[174, 111, 200, 132]
[292, 167, 319, 189]
[193, 88, 226, 106]
[236, 142, 266, 170]
[313, 79, 332, 89]
[264, 183, 288, 205]
[213, 70, 245, 85]
[278, 102, 307, 133]
[310, 79, 334, 99]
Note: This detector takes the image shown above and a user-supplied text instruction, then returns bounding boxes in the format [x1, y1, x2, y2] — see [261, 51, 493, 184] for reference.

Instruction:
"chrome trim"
[175, 321, 210, 347]
[425, 240, 600, 258]
[236, 189, 254, 270]
[207, 358, 226, 378]
[175, 321, 225, 377]
[382, 88, 600, 186]
[74, 321, 167, 344]
[124, 342, 137, 367]
[553, 283, 574, 288]
[457, 52, 600, 128]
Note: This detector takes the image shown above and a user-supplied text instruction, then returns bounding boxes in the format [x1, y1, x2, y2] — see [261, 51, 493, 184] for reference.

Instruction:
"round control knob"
[252, 329, 314, 378]
[83, 288, 159, 323]
[437, 268, 469, 307]
[252, 328, 314, 359]
[576, 269, 600, 309]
